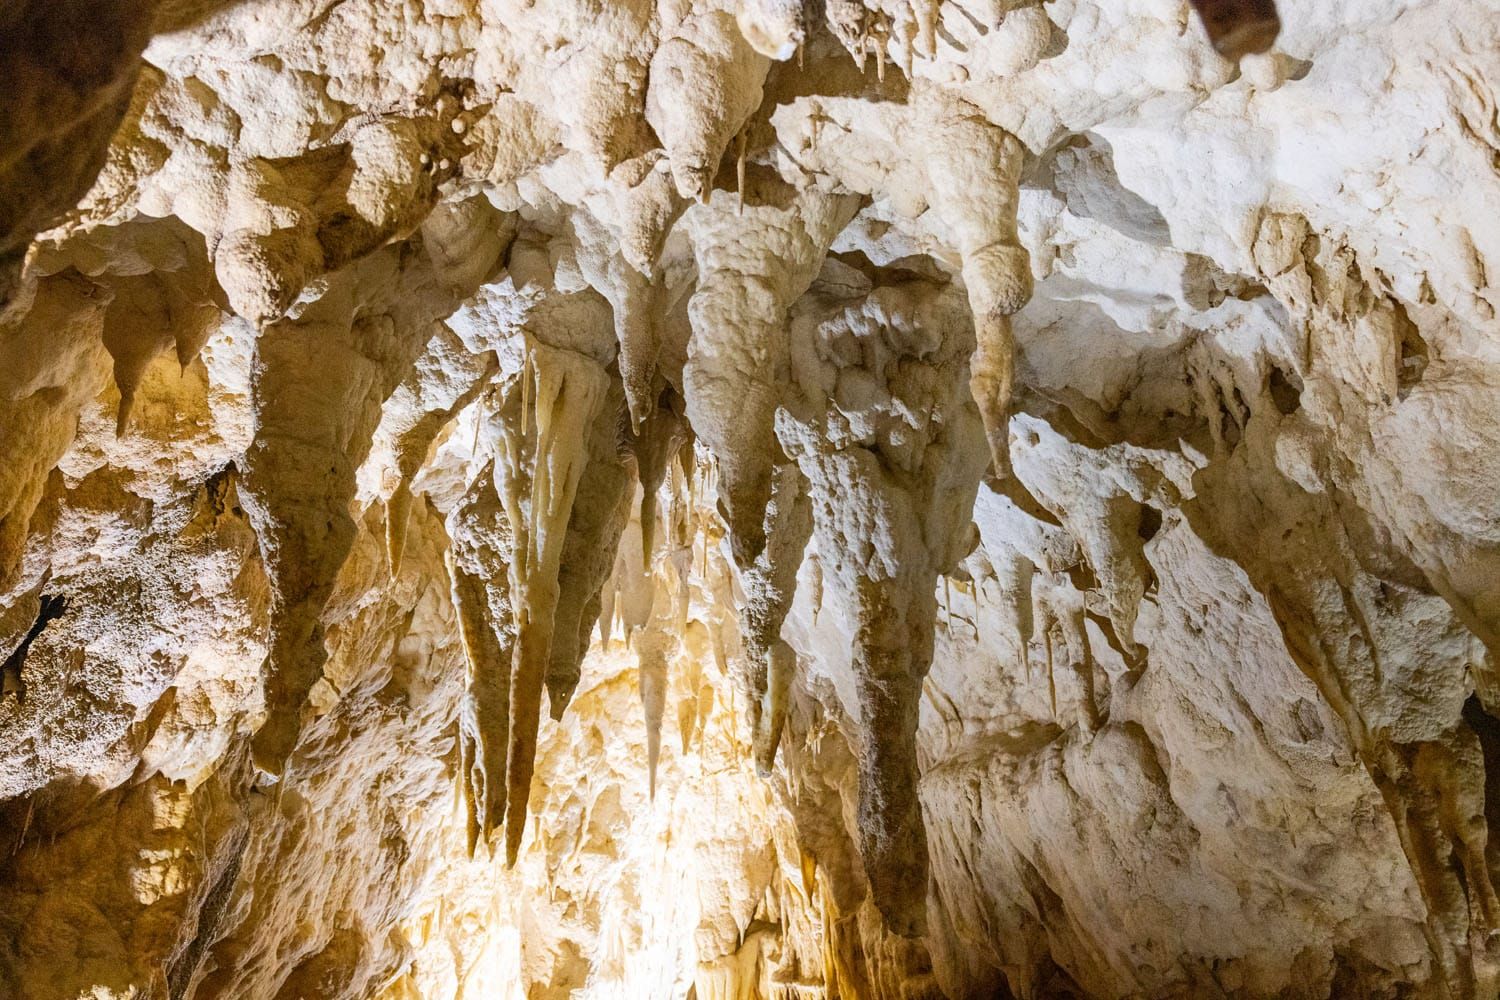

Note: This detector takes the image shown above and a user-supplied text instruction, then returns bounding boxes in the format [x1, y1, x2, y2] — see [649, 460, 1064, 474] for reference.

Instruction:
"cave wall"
[1, 0, 1499, 998]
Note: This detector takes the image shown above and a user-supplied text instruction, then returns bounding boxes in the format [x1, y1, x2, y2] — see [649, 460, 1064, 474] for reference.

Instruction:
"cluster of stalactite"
[0, 0, 1283, 949]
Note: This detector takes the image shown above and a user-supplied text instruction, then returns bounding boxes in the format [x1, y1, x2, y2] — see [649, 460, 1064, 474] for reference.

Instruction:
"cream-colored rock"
[3, 0, 1500, 998]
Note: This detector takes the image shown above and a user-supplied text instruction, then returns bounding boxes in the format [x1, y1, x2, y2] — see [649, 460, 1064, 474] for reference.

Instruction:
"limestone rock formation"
[4, 0, 1500, 998]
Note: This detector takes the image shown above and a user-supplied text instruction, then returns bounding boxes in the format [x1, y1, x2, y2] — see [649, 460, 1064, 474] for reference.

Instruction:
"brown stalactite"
[1188, 0, 1282, 60]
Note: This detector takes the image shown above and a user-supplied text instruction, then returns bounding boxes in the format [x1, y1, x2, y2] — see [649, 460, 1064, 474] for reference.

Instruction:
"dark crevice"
[1461, 695, 1500, 881]
[1, 593, 69, 702]
[1268, 366, 1303, 416]
[1136, 505, 1163, 543]
[168, 823, 250, 1000]
[1393, 299, 1429, 398]
[1219, 398, 1242, 450]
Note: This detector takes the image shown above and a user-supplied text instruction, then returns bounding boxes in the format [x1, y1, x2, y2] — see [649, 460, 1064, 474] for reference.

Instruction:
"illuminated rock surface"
[3, 0, 1500, 997]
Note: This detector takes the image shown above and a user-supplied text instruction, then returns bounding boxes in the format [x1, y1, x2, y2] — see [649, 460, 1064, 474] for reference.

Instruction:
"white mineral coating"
[2, 0, 1500, 998]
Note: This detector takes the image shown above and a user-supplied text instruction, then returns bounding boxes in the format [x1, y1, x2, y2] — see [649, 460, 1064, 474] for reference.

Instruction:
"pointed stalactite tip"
[114, 392, 134, 438]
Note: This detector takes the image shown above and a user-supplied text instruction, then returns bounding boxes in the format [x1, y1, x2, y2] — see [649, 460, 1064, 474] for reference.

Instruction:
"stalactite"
[444, 462, 515, 856]
[942, 576, 954, 633]
[543, 381, 633, 718]
[571, 208, 666, 432]
[380, 326, 497, 577]
[1188, 0, 1281, 60]
[677, 622, 709, 755]
[974, 577, 984, 642]
[635, 621, 672, 800]
[237, 275, 382, 777]
[102, 267, 221, 436]
[670, 524, 694, 639]
[824, 0, 875, 63]
[918, 93, 1032, 481]
[1042, 615, 1057, 719]
[736, 132, 748, 217]
[492, 340, 609, 865]
[913, 0, 939, 60]
[780, 276, 987, 935]
[1066, 604, 1100, 732]
[633, 393, 692, 572]
[645, 9, 771, 204]
[768, 88, 1032, 480]
[735, 460, 812, 776]
[683, 188, 859, 567]
[5, 5, 1496, 998]
[756, 639, 796, 776]
[240, 219, 503, 777]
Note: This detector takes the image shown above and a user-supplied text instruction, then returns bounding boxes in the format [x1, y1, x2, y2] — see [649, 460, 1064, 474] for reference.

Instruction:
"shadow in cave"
[1463, 694, 1500, 882]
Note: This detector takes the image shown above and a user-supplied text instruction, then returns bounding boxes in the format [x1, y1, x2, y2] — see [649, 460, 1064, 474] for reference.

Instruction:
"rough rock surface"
[1, 0, 1499, 997]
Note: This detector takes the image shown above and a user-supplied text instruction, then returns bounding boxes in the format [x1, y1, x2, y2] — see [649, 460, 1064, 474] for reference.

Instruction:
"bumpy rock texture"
[2, 0, 1499, 997]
